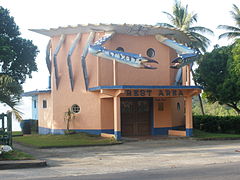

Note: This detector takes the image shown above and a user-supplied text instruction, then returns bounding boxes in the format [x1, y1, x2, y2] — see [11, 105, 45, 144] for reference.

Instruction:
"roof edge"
[22, 89, 51, 97]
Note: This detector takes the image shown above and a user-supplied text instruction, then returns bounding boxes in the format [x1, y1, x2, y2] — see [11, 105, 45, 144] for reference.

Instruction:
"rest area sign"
[124, 89, 185, 97]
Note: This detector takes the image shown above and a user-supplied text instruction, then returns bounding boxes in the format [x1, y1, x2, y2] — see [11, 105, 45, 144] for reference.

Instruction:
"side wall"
[49, 34, 102, 134]
[32, 95, 38, 120]
[38, 93, 53, 134]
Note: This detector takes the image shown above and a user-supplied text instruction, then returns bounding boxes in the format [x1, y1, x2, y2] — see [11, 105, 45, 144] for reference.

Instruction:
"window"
[43, 100, 47, 108]
[34, 100, 37, 108]
[116, 47, 124, 52]
[177, 102, 181, 111]
[146, 48, 155, 58]
[71, 104, 80, 113]
[158, 102, 164, 111]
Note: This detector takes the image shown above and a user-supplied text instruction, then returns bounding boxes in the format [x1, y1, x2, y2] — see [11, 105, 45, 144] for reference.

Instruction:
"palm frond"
[8, 108, 23, 122]
[0, 74, 23, 121]
[189, 26, 214, 35]
[189, 31, 211, 52]
[162, 11, 175, 24]
[232, 4, 240, 14]
[191, 13, 198, 23]
[218, 25, 240, 31]
[190, 31, 211, 44]
[218, 32, 240, 39]
[156, 23, 175, 28]
[230, 4, 240, 29]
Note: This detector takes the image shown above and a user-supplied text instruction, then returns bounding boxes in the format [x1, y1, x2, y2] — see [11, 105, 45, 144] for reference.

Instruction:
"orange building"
[25, 24, 201, 140]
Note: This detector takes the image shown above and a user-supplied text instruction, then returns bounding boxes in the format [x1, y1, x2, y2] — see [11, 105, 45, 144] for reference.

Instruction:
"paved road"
[17, 162, 240, 180]
[2, 138, 240, 179]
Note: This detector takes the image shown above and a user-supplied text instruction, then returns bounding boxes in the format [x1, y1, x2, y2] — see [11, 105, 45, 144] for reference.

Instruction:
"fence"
[0, 113, 12, 146]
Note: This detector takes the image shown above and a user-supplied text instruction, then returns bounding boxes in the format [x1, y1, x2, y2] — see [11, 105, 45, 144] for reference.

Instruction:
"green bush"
[193, 115, 240, 134]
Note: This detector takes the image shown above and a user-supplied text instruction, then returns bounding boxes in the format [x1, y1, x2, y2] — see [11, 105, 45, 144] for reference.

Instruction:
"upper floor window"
[146, 48, 155, 58]
[71, 104, 80, 113]
[43, 100, 47, 108]
[34, 100, 37, 108]
[177, 102, 181, 111]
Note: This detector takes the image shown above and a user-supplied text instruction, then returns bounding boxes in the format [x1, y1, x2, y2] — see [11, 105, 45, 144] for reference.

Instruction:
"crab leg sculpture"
[155, 35, 198, 85]
[170, 53, 197, 69]
[89, 32, 158, 69]
[155, 34, 198, 69]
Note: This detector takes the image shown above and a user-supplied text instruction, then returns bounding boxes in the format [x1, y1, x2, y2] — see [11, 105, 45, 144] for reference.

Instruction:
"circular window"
[177, 102, 181, 111]
[71, 104, 80, 113]
[146, 48, 155, 58]
[116, 47, 124, 52]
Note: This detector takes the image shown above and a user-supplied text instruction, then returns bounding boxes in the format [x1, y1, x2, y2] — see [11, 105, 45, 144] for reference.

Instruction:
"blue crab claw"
[172, 53, 197, 63]
[170, 65, 180, 69]
[180, 53, 197, 59]
[141, 57, 159, 69]
[172, 56, 182, 63]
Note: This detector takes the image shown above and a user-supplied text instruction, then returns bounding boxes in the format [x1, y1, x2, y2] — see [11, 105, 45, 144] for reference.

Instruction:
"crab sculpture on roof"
[89, 32, 159, 69]
[89, 33, 198, 70]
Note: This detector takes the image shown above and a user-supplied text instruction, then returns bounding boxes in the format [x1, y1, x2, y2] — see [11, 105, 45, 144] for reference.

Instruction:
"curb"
[14, 141, 123, 149]
[0, 160, 47, 170]
[195, 137, 240, 141]
[38, 142, 123, 149]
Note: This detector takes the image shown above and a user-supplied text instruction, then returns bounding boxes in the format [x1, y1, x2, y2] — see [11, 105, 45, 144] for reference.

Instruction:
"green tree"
[218, 4, 240, 39]
[192, 96, 237, 116]
[0, 6, 38, 113]
[157, 0, 213, 52]
[231, 39, 240, 75]
[0, 74, 23, 120]
[195, 44, 240, 114]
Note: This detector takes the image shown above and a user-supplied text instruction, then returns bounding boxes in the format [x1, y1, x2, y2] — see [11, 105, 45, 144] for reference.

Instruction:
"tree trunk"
[226, 103, 240, 115]
[191, 68, 205, 115]
[232, 107, 240, 115]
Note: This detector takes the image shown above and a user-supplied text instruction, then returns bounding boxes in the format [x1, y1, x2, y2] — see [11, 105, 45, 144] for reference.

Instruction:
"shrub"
[193, 115, 240, 134]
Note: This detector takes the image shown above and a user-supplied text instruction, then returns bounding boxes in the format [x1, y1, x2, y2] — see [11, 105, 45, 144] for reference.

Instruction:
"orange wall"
[100, 98, 114, 129]
[170, 97, 185, 127]
[50, 33, 179, 90]
[153, 98, 172, 128]
[101, 34, 177, 86]
[169, 48, 178, 85]
[153, 97, 185, 128]
[50, 34, 101, 130]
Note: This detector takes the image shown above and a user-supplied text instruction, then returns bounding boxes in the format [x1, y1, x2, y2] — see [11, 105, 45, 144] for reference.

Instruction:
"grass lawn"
[12, 131, 23, 136]
[13, 132, 119, 148]
[193, 129, 240, 139]
[0, 150, 34, 161]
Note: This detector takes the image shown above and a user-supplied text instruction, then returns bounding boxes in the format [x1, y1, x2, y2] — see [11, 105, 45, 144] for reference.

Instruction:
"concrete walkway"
[2, 138, 240, 179]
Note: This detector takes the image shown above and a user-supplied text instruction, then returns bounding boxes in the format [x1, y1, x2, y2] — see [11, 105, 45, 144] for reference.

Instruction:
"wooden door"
[121, 98, 152, 136]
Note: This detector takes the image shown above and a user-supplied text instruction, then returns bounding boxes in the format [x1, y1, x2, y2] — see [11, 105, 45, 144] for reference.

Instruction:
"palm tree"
[0, 74, 23, 121]
[218, 4, 240, 39]
[157, 0, 212, 115]
[157, 0, 213, 52]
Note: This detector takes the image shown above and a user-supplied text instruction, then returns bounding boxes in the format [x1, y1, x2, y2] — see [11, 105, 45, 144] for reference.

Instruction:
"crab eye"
[116, 47, 124, 52]
[146, 48, 155, 58]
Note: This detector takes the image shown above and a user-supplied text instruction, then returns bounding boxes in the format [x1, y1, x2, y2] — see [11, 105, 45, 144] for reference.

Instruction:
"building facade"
[25, 24, 201, 140]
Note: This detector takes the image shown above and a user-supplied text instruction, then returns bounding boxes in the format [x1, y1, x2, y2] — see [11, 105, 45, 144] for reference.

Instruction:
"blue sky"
[0, 0, 239, 129]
